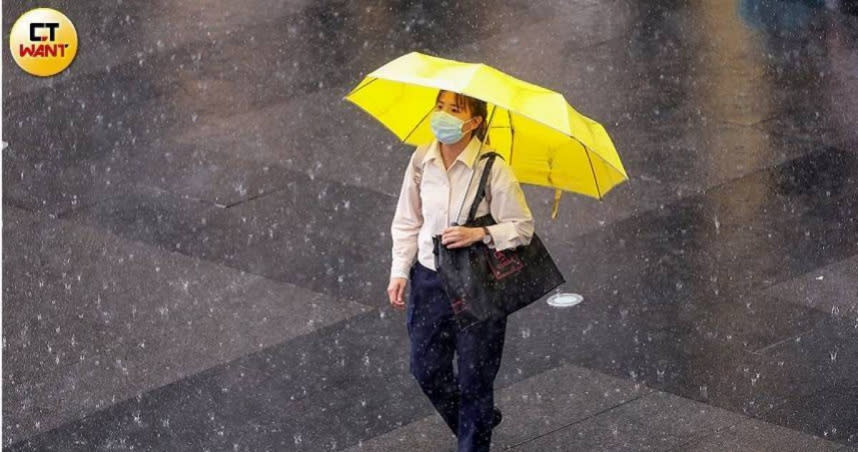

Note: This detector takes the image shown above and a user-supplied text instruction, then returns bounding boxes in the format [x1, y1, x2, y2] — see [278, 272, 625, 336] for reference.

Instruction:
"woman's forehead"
[437, 91, 468, 109]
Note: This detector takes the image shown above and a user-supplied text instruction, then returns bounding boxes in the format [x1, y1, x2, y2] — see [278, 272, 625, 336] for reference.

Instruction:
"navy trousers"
[407, 261, 508, 452]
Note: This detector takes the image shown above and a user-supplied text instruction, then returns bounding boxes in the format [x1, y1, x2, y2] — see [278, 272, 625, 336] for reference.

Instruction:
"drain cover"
[547, 292, 583, 307]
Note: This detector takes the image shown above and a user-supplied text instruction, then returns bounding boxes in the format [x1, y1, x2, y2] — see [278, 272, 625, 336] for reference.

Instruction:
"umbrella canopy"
[344, 51, 628, 215]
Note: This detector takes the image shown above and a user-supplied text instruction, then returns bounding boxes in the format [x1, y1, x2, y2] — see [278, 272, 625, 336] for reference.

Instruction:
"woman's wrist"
[480, 226, 492, 244]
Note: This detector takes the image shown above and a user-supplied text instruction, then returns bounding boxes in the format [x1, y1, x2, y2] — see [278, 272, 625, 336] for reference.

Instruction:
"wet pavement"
[2, 0, 857, 450]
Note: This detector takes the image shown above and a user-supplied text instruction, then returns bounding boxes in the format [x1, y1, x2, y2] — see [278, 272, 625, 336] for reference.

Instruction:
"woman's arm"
[484, 158, 534, 250]
[390, 149, 423, 280]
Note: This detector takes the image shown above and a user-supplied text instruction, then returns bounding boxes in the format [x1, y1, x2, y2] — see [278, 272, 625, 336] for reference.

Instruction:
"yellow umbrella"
[343, 51, 628, 217]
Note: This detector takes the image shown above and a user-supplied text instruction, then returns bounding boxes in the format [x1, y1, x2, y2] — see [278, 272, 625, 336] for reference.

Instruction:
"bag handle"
[465, 152, 503, 224]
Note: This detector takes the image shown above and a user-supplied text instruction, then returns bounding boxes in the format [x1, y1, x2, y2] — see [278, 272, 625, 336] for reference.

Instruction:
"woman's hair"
[435, 90, 490, 145]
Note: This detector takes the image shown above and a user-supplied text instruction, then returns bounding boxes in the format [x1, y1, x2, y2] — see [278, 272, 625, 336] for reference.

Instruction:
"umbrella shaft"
[453, 104, 498, 224]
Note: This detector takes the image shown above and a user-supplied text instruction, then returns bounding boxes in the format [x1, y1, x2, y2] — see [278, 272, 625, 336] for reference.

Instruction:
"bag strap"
[465, 152, 503, 223]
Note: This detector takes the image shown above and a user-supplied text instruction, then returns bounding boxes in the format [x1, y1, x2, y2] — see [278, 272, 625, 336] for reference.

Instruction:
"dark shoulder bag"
[432, 152, 566, 331]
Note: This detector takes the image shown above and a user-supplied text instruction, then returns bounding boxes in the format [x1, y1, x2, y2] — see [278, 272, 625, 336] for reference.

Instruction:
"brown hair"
[435, 90, 490, 145]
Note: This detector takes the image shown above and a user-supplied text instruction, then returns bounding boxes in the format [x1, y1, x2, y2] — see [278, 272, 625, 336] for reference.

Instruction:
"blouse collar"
[422, 135, 485, 169]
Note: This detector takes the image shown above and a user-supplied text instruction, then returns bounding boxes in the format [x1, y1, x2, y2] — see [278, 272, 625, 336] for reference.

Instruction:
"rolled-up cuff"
[485, 222, 519, 250]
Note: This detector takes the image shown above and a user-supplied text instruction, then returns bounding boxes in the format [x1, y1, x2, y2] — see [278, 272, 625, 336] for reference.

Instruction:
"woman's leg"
[407, 262, 460, 436]
[454, 314, 508, 452]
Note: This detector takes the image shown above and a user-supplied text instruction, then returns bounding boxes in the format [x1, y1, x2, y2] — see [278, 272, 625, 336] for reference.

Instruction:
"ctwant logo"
[10, 8, 78, 76]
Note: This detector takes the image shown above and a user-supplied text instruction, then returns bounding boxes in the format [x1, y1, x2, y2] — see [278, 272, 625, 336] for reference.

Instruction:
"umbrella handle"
[551, 189, 563, 219]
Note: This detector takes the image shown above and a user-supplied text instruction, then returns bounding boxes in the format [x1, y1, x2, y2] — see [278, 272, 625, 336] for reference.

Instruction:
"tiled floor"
[347, 364, 844, 451]
[3, 0, 857, 450]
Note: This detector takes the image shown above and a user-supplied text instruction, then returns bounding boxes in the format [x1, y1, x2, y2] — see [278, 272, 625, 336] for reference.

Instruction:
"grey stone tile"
[491, 364, 653, 447]
[675, 346, 842, 419]
[488, 240, 843, 421]
[756, 318, 858, 445]
[2, 207, 370, 445]
[663, 311, 858, 435]
[505, 281, 841, 419]
[764, 314, 858, 383]
[5, 309, 418, 451]
[345, 363, 652, 452]
[763, 255, 858, 319]
[694, 294, 829, 353]
[548, 147, 858, 301]
[5, 302, 652, 451]
[681, 417, 843, 452]
[55, 183, 219, 252]
[3, 208, 144, 382]
[512, 391, 741, 451]
[115, 141, 297, 208]
[3, 72, 209, 216]
[513, 415, 679, 451]
[60, 166, 397, 308]
[3, 132, 133, 220]
[341, 415, 453, 452]
[2, 0, 310, 96]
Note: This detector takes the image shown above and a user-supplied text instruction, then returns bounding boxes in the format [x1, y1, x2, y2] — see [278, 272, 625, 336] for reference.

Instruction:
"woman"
[387, 89, 534, 452]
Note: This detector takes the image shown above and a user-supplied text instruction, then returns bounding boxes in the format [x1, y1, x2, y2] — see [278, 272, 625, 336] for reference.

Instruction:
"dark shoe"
[491, 406, 502, 428]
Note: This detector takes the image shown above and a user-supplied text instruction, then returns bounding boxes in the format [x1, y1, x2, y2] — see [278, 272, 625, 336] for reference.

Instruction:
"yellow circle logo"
[9, 8, 78, 77]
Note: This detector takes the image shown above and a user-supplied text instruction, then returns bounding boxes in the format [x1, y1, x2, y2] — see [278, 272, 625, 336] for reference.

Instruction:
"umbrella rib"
[344, 77, 378, 99]
[582, 145, 603, 199]
[507, 108, 514, 165]
[574, 132, 630, 181]
[402, 105, 435, 143]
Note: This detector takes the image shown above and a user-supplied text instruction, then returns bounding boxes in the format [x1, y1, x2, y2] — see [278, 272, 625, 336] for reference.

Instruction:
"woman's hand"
[441, 226, 485, 248]
[388, 277, 408, 310]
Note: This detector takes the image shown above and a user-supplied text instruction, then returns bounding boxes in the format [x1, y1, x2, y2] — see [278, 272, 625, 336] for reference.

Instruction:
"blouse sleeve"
[484, 157, 534, 250]
[389, 149, 423, 280]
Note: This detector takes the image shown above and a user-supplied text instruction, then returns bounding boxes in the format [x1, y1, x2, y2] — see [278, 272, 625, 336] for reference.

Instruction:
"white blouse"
[390, 136, 535, 280]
